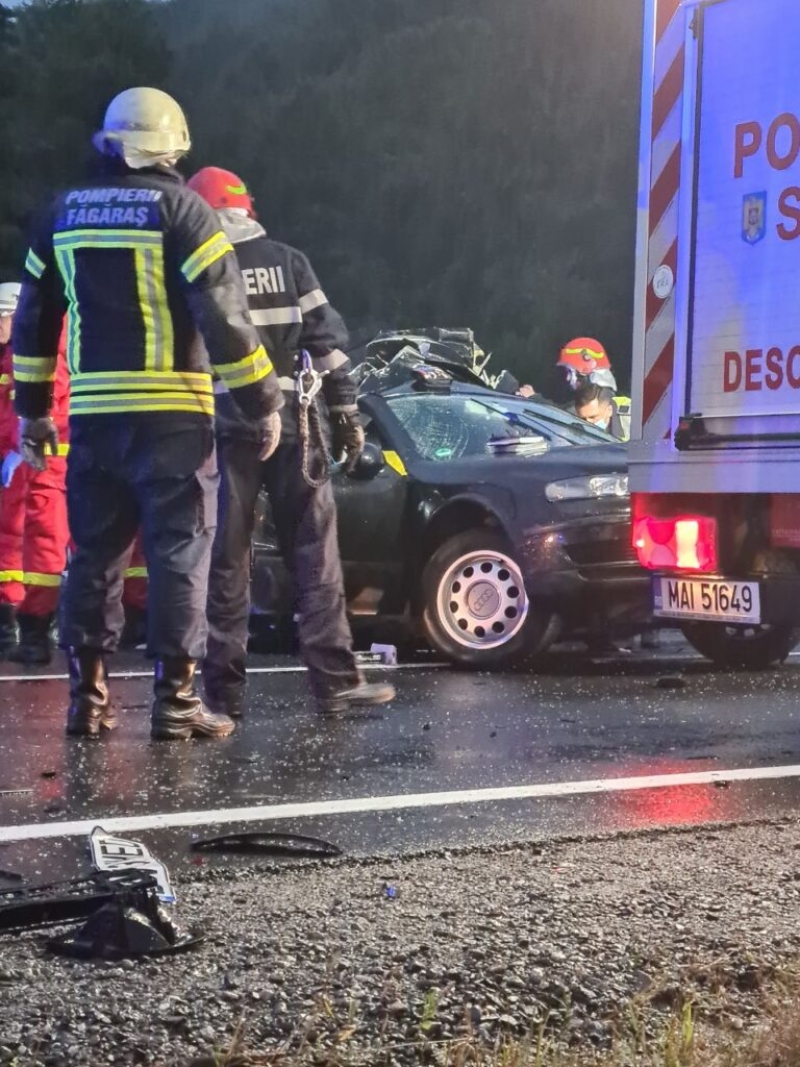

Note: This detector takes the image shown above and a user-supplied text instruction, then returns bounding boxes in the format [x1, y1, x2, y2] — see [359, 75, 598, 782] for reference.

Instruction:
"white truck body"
[632, 0, 800, 493]
[631, 0, 800, 660]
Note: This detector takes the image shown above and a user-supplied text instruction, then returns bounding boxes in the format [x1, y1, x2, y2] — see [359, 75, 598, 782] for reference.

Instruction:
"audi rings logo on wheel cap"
[467, 582, 502, 619]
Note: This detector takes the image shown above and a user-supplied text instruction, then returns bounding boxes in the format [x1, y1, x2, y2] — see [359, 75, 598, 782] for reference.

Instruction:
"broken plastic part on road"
[48, 878, 203, 960]
[189, 831, 342, 858]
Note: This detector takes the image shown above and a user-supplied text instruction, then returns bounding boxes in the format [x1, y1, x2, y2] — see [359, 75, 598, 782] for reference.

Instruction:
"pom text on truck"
[631, 0, 800, 667]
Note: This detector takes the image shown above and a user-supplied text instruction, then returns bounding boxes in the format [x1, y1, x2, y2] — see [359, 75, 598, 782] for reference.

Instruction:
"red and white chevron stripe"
[642, 0, 685, 434]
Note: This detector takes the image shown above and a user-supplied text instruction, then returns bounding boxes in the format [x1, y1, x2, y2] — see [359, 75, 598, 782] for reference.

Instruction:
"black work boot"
[66, 649, 118, 737]
[0, 604, 17, 657]
[151, 658, 236, 740]
[9, 613, 54, 665]
[318, 678, 397, 716]
[203, 657, 247, 719]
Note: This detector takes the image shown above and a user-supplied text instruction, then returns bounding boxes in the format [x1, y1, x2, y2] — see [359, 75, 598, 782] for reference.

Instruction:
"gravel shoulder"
[2, 818, 800, 1065]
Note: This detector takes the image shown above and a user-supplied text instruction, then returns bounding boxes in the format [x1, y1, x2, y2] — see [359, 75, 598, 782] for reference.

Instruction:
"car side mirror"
[349, 441, 385, 480]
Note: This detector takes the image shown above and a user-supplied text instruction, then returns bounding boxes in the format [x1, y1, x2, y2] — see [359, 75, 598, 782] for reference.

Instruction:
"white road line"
[1, 763, 799, 843]
[0, 662, 444, 684]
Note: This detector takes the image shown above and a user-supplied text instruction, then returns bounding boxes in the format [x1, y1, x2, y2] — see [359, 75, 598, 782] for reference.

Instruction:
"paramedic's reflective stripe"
[23, 573, 61, 588]
[250, 307, 302, 327]
[312, 349, 348, 373]
[70, 371, 212, 394]
[0, 571, 23, 583]
[124, 567, 148, 580]
[181, 232, 233, 284]
[56, 443, 69, 457]
[54, 230, 173, 375]
[215, 346, 273, 390]
[297, 288, 328, 315]
[12, 355, 56, 383]
[70, 393, 215, 417]
[24, 249, 46, 280]
[0, 374, 10, 386]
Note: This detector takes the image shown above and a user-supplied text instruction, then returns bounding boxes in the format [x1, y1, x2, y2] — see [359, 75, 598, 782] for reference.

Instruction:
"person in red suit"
[121, 533, 148, 647]
[0, 287, 70, 665]
[0, 281, 22, 654]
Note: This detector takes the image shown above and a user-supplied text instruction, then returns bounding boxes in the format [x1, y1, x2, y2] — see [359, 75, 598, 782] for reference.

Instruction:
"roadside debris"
[655, 675, 688, 690]
[90, 826, 175, 903]
[354, 644, 397, 667]
[190, 832, 341, 859]
[0, 871, 153, 933]
[48, 872, 202, 960]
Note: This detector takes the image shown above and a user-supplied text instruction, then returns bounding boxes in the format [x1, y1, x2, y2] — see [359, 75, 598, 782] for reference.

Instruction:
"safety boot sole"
[318, 683, 397, 717]
[150, 717, 236, 741]
[66, 712, 119, 738]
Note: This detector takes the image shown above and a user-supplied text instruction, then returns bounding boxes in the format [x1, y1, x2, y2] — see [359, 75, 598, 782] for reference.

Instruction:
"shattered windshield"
[386, 393, 614, 462]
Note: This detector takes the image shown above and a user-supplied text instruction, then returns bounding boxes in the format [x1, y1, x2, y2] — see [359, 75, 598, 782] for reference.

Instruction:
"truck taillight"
[633, 516, 718, 573]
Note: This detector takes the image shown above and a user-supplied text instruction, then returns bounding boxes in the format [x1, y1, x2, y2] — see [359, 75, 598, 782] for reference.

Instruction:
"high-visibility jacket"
[11, 160, 283, 426]
[213, 211, 356, 440]
[612, 396, 632, 442]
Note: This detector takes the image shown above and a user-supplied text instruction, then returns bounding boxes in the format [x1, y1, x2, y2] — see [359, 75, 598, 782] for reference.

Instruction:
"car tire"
[421, 529, 558, 669]
[681, 621, 800, 670]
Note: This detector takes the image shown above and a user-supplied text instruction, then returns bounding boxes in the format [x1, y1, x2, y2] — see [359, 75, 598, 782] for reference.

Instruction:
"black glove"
[258, 411, 282, 461]
[331, 409, 365, 472]
[19, 417, 58, 472]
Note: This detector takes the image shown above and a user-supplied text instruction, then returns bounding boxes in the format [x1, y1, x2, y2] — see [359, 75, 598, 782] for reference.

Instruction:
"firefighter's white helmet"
[0, 282, 21, 315]
[93, 87, 191, 164]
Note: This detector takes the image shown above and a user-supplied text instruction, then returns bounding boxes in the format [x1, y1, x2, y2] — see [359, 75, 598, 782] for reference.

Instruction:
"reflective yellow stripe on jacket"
[124, 567, 148, 580]
[23, 573, 61, 587]
[214, 346, 274, 390]
[54, 229, 173, 376]
[13, 354, 56, 384]
[181, 231, 233, 284]
[69, 370, 214, 417]
[24, 248, 46, 281]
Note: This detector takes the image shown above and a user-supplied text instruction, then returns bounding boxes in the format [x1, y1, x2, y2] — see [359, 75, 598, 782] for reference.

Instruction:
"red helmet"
[187, 166, 254, 214]
[557, 337, 611, 373]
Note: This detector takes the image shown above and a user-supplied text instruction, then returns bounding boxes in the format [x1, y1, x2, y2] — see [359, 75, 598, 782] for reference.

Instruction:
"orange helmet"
[558, 337, 611, 373]
[187, 166, 254, 214]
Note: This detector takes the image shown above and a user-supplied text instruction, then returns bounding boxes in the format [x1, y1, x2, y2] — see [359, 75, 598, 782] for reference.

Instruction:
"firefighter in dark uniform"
[187, 167, 395, 717]
[12, 89, 283, 740]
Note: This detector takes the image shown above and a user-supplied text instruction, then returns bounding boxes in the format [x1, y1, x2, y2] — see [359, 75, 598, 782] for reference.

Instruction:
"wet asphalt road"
[2, 638, 800, 884]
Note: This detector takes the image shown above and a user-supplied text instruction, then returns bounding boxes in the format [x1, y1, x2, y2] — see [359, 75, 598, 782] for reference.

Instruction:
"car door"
[332, 401, 411, 616]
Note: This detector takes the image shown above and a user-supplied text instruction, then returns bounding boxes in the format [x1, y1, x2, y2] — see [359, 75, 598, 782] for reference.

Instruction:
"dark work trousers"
[60, 415, 218, 661]
[205, 431, 360, 704]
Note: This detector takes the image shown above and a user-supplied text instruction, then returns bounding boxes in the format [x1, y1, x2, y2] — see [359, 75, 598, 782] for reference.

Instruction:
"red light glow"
[633, 515, 718, 573]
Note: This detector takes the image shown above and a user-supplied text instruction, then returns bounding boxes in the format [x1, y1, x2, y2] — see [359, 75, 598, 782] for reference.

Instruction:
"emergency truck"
[631, 0, 800, 667]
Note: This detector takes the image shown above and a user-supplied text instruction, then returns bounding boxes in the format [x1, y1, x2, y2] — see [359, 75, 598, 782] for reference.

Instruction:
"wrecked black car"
[250, 362, 649, 669]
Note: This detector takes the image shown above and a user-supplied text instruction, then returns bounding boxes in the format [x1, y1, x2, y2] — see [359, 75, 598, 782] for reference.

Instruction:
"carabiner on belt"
[295, 349, 327, 408]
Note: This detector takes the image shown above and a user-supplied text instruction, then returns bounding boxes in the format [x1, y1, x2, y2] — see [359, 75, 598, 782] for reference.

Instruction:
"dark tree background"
[0, 0, 643, 388]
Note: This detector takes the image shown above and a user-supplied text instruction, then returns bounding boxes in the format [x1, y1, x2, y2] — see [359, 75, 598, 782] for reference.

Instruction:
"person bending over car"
[573, 381, 630, 442]
[188, 167, 395, 718]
